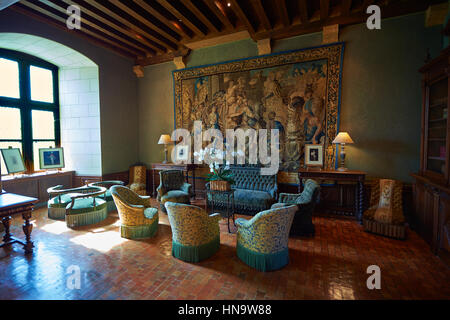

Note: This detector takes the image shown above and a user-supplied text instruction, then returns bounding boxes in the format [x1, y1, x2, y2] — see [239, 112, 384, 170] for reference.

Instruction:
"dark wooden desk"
[298, 169, 366, 223]
[0, 192, 38, 254]
[151, 163, 198, 198]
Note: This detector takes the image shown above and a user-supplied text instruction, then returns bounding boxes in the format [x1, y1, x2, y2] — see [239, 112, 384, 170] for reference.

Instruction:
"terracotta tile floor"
[0, 199, 449, 300]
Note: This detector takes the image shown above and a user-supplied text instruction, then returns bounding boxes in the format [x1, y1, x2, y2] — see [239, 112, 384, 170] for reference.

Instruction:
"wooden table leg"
[2, 216, 11, 243]
[22, 209, 34, 254]
[357, 181, 364, 224]
[152, 169, 157, 198]
[192, 169, 196, 199]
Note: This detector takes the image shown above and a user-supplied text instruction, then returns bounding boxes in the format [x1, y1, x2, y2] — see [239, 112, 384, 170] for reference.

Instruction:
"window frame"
[0, 48, 60, 173]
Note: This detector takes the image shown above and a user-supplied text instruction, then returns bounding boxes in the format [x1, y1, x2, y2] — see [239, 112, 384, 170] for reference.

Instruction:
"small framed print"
[174, 145, 189, 163]
[305, 144, 324, 167]
[39, 147, 65, 169]
[1, 147, 26, 174]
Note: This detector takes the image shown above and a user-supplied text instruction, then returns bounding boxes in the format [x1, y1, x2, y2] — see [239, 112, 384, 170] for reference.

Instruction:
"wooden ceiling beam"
[229, 0, 255, 36]
[298, 0, 309, 24]
[320, 0, 330, 21]
[61, 0, 158, 56]
[203, 0, 234, 30]
[86, 0, 174, 53]
[277, 0, 290, 27]
[253, 0, 271, 31]
[157, 0, 207, 36]
[18, 1, 144, 58]
[109, 0, 180, 44]
[180, 0, 219, 33]
[133, 0, 191, 39]
[341, 0, 353, 16]
[38, 0, 152, 56]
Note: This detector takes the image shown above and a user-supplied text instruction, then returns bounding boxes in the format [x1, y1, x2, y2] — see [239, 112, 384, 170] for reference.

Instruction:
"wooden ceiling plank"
[38, 0, 152, 56]
[203, 0, 234, 30]
[157, 0, 206, 36]
[253, 0, 271, 31]
[18, 1, 143, 58]
[180, 0, 219, 33]
[229, 0, 255, 36]
[86, 0, 173, 53]
[133, 0, 191, 39]
[298, 0, 309, 24]
[320, 0, 330, 21]
[109, 0, 180, 44]
[277, 0, 290, 27]
[61, 0, 159, 55]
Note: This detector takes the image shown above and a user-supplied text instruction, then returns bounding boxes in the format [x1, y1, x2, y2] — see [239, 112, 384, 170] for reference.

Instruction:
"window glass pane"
[0, 142, 22, 175]
[30, 65, 54, 103]
[33, 141, 56, 171]
[32, 110, 55, 139]
[0, 106, 21, 139]
[0, 58, 20, 99]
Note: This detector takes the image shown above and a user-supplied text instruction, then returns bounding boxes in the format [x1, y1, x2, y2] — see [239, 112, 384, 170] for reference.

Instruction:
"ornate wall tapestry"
[173, 43, 344, 172]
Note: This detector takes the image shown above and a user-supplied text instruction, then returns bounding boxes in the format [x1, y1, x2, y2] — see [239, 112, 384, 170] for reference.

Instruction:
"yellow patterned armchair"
[127, 165, 147, 196]
[363, 179, 406, 239]
[110, 185, 158, 239]
[235, 205, 297, 271]
[165, 202, 221, 262]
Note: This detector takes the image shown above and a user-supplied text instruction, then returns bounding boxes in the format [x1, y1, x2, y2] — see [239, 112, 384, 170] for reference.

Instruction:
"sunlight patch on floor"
[70, 230, 128, 253]
[40, 220, 70, 235]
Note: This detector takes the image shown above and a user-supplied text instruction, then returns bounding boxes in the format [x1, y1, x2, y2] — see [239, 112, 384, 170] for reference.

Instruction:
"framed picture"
[305, 144, 324, 167]
[174, 145, 189, 162]
[1, 148, 26, 174]
[39, 147, 65, 169]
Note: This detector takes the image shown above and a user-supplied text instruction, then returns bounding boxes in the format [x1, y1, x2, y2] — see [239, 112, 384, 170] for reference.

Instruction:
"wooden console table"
[0, 192, 38, 254]
[298, 169, 366, 223]
[151, 163, 198, 198]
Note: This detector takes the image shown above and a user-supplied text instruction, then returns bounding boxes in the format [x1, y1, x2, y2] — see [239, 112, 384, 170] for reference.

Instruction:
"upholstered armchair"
[157, 170, 192, 212]
[127, 165, 147, 196]
[363, 179, 406, 239]
[110, 186, 159, 239]
[235, 205, 297, 271]
[165, 202, 221, 262]
[271, 179, 320, 236]
[88, 180, 125, 212]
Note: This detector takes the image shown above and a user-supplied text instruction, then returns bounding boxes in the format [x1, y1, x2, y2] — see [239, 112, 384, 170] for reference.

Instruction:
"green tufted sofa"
[271, 179, 320, 236]
[207, 166, 278, 215]
[48, 185, 108, 228]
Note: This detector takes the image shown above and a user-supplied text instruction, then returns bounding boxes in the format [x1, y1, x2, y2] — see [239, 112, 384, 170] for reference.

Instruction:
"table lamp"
[158, 134, 172, 164]
[332, 132, 354, 171]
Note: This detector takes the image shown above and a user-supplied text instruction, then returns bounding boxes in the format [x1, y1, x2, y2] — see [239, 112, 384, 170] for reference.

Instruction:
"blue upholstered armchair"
[165, 202, 221, 262]
[271, 179, 320, 236]
[235, 204, 297, 271]
[157, 170, 192, 212]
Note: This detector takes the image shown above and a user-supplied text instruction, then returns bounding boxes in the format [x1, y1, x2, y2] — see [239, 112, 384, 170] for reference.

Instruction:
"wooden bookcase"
[412, 47, 450, 266]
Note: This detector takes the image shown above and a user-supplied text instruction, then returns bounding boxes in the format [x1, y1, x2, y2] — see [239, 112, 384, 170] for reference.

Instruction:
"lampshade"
[332, 132, 354, 144]
[158, 134, 172, 145]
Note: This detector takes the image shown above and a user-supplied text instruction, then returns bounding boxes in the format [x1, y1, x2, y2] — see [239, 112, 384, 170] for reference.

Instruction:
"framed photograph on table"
[1, 148, 26, 174]
[39, 147, 65, 170]
[173, 145, 189, 163]
[305, 144, 324, 169]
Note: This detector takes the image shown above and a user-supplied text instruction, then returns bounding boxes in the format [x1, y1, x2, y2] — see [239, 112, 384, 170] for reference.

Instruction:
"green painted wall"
[138, 12, 442, 183]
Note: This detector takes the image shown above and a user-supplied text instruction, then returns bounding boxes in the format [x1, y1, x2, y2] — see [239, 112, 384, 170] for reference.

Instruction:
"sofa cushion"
[66, 197, 107, 214]
[234, 189, 274, 207]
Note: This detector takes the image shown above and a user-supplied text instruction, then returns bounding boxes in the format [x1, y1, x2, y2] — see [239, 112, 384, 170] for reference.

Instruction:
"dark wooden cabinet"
[412, 47, 450, 265]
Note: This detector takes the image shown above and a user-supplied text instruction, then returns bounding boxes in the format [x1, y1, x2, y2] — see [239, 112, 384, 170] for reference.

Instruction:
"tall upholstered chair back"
[363, 178, 406, 239]
[159, 170, 185, 192]
[128, 165, 147, 196]
[165, 202, 220, 262]
[235, 204, 297, 271]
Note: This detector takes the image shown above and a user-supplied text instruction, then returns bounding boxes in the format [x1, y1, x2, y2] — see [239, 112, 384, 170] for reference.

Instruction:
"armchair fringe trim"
[236, 242, 289, 272]
[172, 235, 220, 263]
[121, 217, 159, 239]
